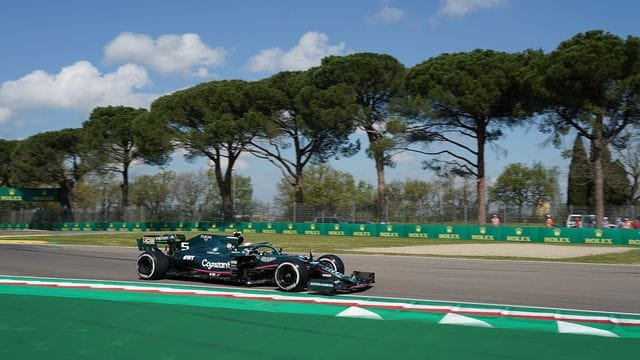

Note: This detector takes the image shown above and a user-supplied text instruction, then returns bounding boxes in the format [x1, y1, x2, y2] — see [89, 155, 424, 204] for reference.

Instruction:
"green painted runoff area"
[3, 220, 640, 246]
[0, 277, 638, 359]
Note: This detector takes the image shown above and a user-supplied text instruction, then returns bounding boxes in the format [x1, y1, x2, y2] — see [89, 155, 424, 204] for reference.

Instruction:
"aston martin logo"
[446, 226, 453, 233]
[515, 228, 523, 235]
[480, 227, 486, 234]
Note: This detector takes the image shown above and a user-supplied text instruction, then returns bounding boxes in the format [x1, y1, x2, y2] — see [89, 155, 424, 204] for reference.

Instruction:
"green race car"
[136, 233, 375, 294]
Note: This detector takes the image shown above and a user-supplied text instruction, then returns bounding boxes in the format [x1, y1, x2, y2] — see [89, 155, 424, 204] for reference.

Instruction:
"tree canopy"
[536, 30, 640, 225]
[150, 80, 281, 220]
[404, 49, 539, 224]
[313, 52, 406, 222]
[250, 70, 359, 207]
[83, 106, 172, 216]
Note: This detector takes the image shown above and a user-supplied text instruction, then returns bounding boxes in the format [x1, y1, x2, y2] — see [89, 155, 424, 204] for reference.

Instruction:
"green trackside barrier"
[236, 222, 260, 234]
[538, 226, 576, 244]
[260, 222, 287, 234]
[277, 222, 299, 235]
[218, 222, 243, 233]
[127, 222, 148, 232]
[351, 223, 379, 237]
[0, 223, 9, 230]
[377, 223, 408, 238]
[406, 224, 432, 239]
[106, 222, 123, 231]
[151, 221, 178, 231]
[501, 226, 540, 243]
[467, 225, 502, 241]
[173, 221, 197, 232]
[578, 227, 623, 245]
[430, 224, 469, 241]
[325, 222, 352, 236]
[60, 222, 98, 231]
[197, 221, 218, 232]
[299, 222, 325, 236]
[621, 228, 640, 246]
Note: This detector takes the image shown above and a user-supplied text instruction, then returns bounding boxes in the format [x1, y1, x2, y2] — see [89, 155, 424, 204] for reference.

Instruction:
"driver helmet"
[233, 231, 244, 245]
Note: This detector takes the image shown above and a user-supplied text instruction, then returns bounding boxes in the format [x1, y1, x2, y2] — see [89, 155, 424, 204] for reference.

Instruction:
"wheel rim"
[275, 263, 299, 290]
[138, 255, 154, 277]
[319, 259, 337, 271]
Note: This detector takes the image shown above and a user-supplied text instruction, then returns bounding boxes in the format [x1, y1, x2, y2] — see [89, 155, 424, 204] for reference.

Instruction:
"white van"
[565, 214, 595, 228]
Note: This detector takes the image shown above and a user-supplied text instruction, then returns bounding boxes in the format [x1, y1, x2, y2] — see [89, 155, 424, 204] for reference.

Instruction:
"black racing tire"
[274, 260, 309, 292]
[317, 254, 345, 274]
[137, 251, 169, 280]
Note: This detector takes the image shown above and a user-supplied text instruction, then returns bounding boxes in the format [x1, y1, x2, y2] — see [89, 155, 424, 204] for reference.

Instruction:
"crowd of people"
[488, 214, 640, 228]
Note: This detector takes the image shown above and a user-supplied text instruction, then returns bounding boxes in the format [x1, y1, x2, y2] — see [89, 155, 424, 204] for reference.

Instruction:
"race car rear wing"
[136, 234, 187, 252]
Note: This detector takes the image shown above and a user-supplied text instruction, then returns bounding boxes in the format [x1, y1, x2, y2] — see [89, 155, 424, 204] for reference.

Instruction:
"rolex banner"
[0, 188, 60, 202]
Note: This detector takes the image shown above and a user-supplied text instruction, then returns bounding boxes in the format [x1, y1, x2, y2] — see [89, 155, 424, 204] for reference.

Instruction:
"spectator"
[626, 218, 634, 229]
[573, 216, 581, 228]
[602, 217, 609, 228]
[635, 217, 640, 229]
[545, 215, 554, 227]
[491, 214, 500, 226]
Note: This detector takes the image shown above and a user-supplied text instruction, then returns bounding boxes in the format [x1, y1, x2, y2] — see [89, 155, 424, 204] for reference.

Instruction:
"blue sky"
[1, 0, 638, 202]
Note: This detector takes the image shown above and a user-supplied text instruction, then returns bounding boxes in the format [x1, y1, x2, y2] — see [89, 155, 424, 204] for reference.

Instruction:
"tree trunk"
[121, 165, 129, 222]
[593, 126, 605, 228]
[59, 183, 75, 222]
[293, 169, 304, 223]
[376, 157, 386, 223]
[477, 125, 487, 225]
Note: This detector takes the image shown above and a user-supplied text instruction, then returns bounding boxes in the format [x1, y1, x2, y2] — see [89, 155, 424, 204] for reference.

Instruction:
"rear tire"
[274, 260, 309, 292]
[317, 254, 345, 273]
[137, 251, 169, 280]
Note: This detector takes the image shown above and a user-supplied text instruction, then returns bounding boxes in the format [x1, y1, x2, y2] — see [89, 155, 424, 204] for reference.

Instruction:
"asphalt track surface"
[0, 243, 638, 313]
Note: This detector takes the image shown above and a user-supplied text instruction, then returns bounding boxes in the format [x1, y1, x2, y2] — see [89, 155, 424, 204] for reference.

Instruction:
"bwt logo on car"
[202, 259, 230, 270]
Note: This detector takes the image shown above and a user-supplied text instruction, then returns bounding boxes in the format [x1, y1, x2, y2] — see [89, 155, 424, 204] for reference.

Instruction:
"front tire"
[317, 254, 345, 273]
[274, 260, 309, 292]
[137, 251, 169, 280]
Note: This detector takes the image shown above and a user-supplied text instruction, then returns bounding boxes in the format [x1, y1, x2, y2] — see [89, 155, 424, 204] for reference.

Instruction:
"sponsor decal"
[182, 255, 195, 261]
[260, 256, 276, 262]
[202, 259, 230, 270]
[309, 281, 334, 288]
[353, 231, 372, 236]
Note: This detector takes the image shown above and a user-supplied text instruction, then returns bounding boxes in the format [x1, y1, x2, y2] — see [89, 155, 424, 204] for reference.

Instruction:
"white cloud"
[365, 5, 405, 25]
[247, 31, 347, 72]
[392, 151, 415, 164]
[0, 61, 157, 116]
[437, 0, 504, 18]
[104, 32, 227, 76]
[0, 107, 11, 124]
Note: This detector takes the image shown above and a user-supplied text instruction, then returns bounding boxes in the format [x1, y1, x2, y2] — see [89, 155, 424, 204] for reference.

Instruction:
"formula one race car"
[135, 233, 375, 294]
